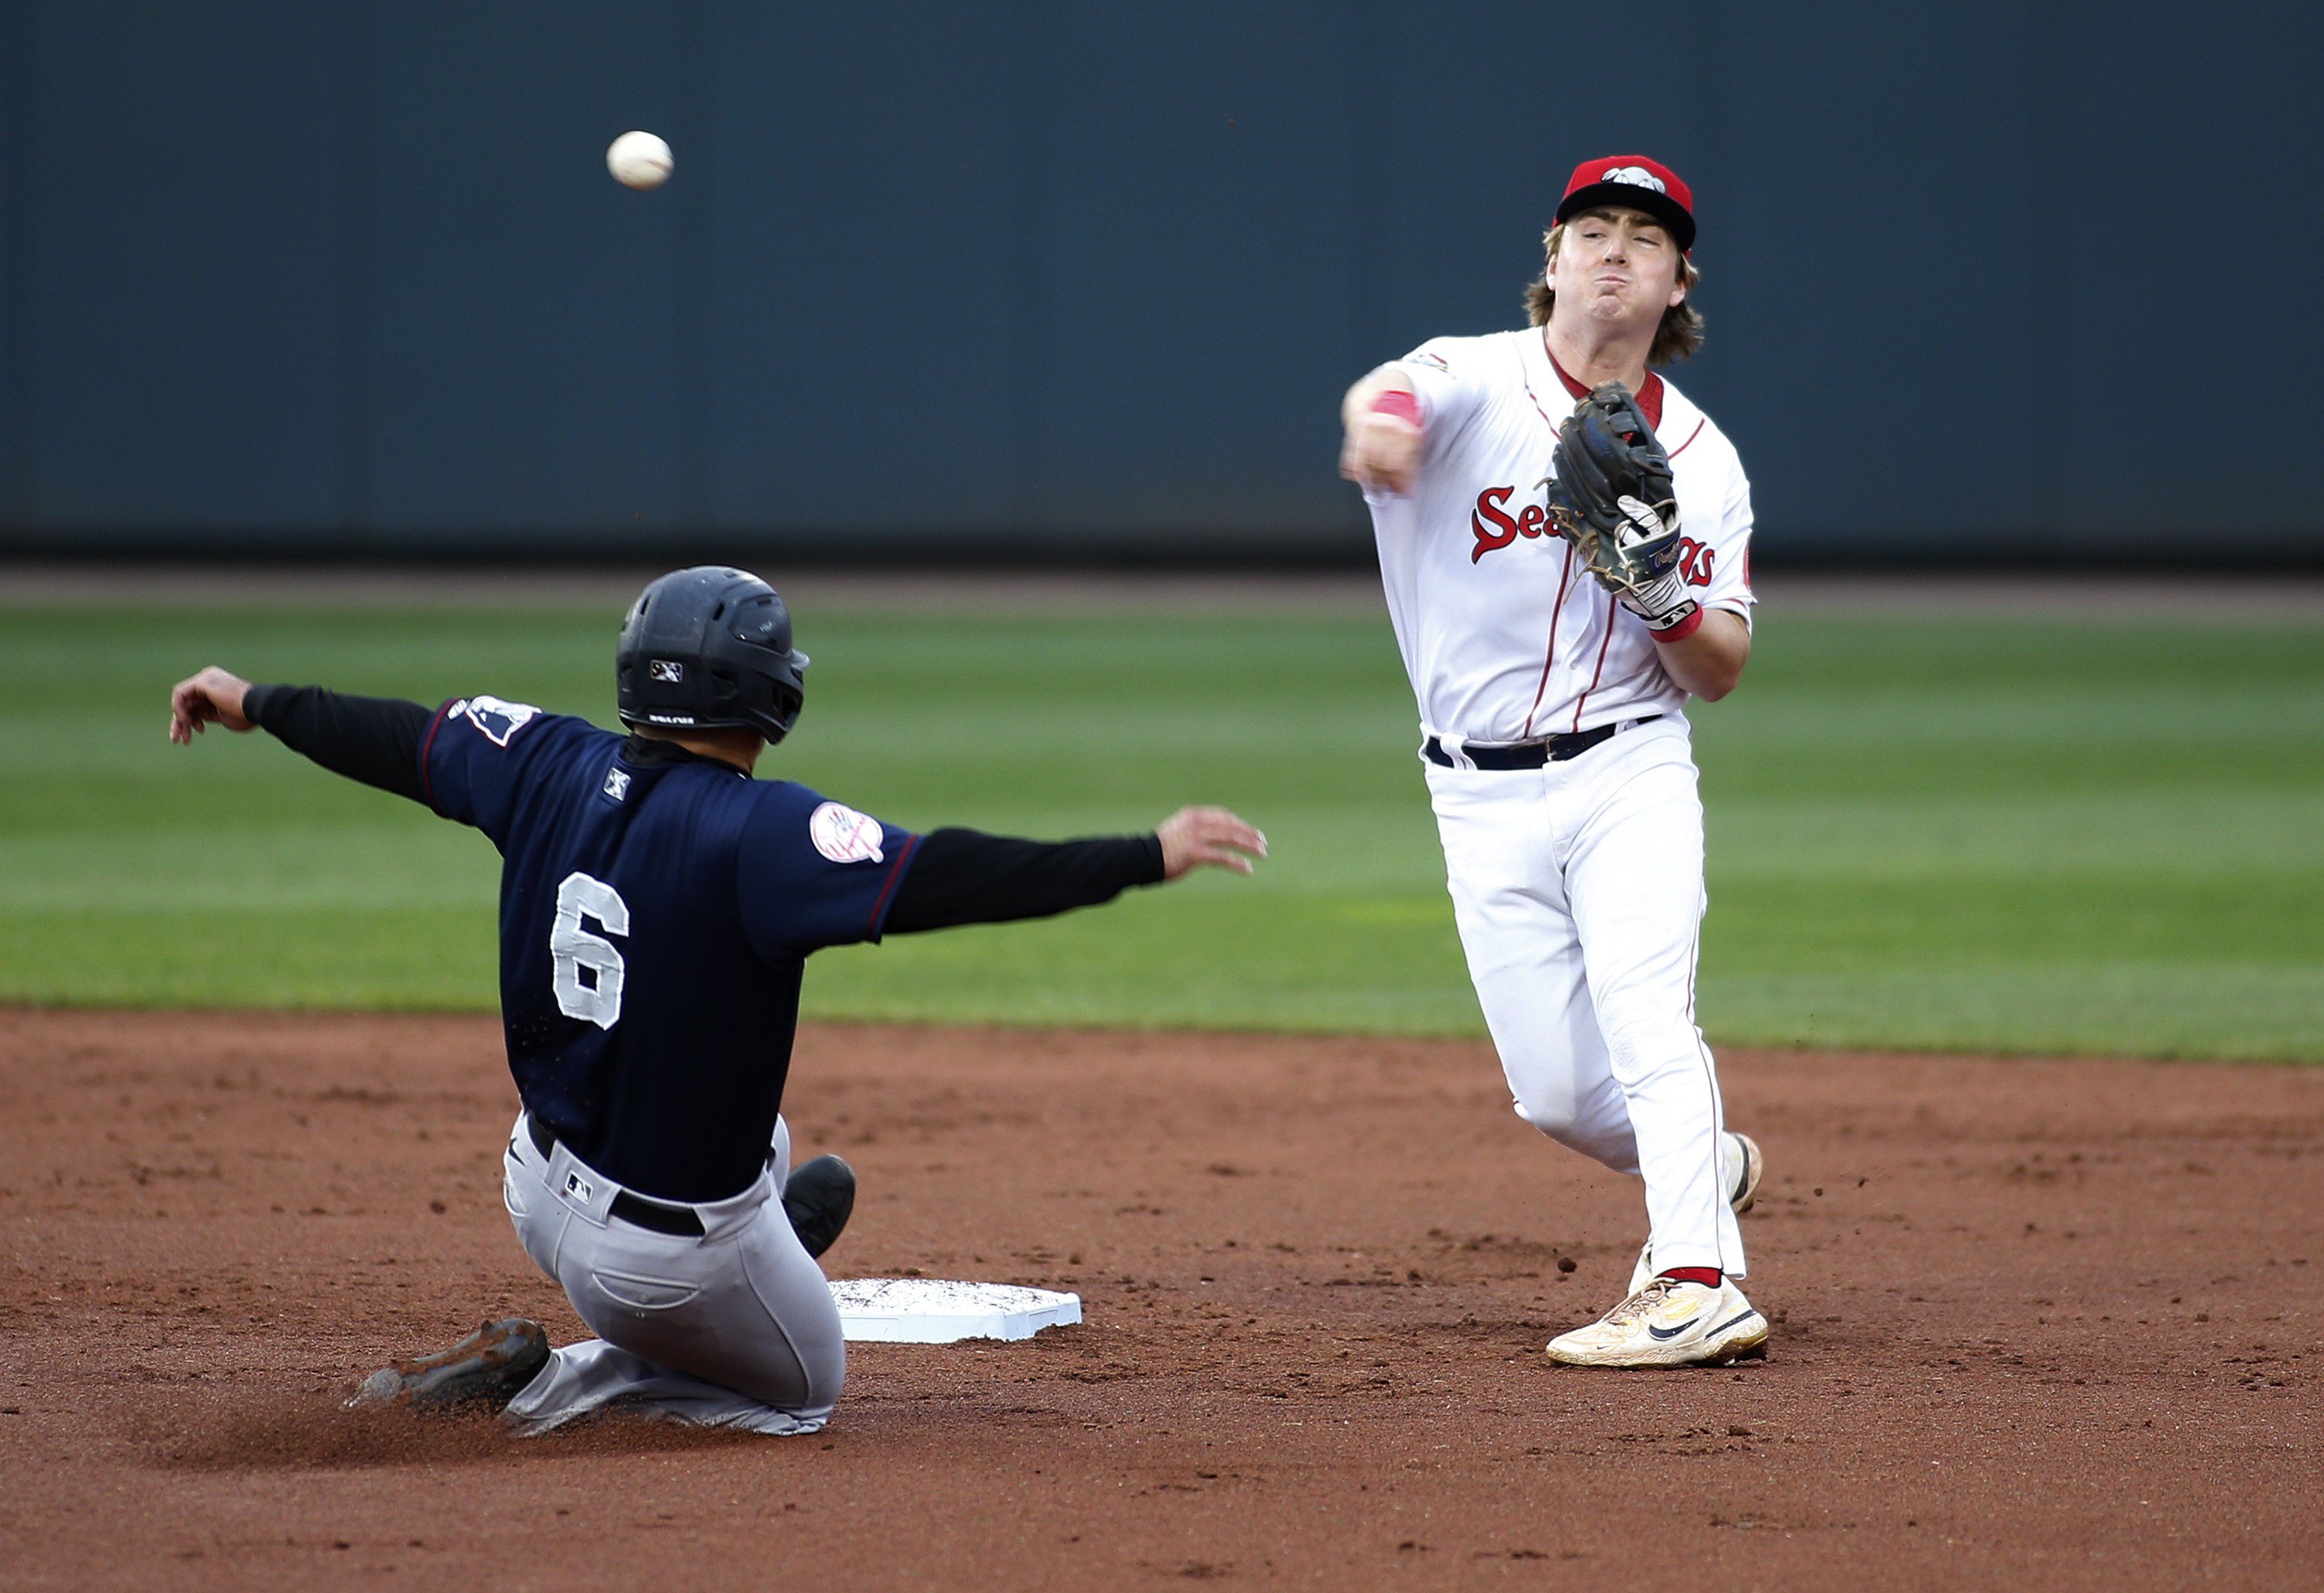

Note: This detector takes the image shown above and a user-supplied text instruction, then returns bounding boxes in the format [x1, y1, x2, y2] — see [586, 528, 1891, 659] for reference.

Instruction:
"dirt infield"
[2, 1011, 2319, 1590]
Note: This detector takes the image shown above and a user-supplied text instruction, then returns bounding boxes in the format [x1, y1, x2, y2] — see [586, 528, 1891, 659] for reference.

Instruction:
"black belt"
[1422, 714, 1659, 771]
[525, 1113, 706, 1237]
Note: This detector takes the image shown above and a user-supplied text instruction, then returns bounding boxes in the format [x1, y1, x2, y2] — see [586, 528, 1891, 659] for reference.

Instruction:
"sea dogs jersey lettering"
[1366, 330, 1756, 744]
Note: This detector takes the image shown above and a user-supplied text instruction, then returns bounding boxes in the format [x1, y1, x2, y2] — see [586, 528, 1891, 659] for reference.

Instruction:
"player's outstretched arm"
[880, 807, 1266, 936]
[168, 667, 435, 803]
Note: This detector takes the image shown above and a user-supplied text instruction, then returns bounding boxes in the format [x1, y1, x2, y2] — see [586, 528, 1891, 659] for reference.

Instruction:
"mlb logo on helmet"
[1554, 154, 1696, 253]
[648, 659, 685, 683]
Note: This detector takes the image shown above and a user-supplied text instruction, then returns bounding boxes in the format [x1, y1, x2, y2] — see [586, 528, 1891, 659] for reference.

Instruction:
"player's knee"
[1511, 1089, 1581, 1141]
[1514, 1082, 1640, 1173]
[796, 1344, 846, 1421]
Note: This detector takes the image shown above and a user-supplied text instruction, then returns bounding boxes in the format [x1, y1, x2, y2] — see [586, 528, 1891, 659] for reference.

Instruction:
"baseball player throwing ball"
[167, 566, 1264, 1433]
[1339, 157, 1767, 1368]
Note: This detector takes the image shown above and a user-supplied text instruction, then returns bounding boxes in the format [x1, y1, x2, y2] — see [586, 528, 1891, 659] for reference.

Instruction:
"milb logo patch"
[648, 659, 685, 683]
[456, 695, 543, 747]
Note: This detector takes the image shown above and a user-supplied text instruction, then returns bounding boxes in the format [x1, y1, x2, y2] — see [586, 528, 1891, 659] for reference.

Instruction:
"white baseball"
[607, 130, 673, 191]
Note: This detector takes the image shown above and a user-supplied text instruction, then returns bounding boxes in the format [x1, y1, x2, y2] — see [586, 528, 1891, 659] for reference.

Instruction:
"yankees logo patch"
[808, 801, 885, 865]
[459, 694, 543, 747]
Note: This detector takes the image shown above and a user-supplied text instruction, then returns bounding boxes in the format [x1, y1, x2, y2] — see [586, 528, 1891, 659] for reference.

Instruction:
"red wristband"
[1370, 389, 1421, 426]
[1648, 605, 1706, 642]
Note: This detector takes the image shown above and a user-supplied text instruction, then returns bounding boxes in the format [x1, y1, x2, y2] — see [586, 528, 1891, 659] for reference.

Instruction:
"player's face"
[1549, 208, 1686, 332]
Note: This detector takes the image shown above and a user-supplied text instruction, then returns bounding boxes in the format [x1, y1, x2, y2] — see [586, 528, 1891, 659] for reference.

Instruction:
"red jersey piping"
[1569, 599, 1619, 732]
[1521, 544, 1578, 739]
[867, 831, 921, 939]
[418, 700, 456, 815]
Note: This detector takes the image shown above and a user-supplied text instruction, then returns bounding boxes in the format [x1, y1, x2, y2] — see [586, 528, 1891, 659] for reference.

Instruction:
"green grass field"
[2, 594, 2319, 1059]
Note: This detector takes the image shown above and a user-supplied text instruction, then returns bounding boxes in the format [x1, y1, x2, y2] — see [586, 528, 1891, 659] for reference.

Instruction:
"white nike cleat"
[1545, 1276, 1769, 1368]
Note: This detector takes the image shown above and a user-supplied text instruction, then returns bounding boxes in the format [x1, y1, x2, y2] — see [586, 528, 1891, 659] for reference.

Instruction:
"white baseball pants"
[1425, 716, 1745, 1277]
[498, 1113, 845, 1435]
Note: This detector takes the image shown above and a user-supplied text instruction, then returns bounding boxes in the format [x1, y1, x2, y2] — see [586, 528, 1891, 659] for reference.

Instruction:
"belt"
[525, 1113, 706, 1237]
[1423, 714, 1660, 771]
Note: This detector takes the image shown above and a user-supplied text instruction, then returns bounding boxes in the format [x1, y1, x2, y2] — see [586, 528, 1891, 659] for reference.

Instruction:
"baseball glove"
[1542, 384, 1699, 635]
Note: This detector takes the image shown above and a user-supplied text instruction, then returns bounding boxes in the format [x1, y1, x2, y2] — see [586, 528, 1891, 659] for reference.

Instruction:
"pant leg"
[499, 1114, 846, 1435]
[1425, 764, 1641, 1174]
[1559, 722, 1744, 1277]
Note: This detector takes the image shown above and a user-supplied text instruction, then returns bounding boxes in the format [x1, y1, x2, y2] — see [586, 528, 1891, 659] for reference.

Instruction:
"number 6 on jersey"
[550, 871, 631, 1029]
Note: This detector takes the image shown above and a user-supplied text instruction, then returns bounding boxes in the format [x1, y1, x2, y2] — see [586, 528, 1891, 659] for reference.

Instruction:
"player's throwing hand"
[1337, 377, 1425, 496]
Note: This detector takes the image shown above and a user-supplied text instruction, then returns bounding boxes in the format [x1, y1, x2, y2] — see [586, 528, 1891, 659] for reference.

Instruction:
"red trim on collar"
[1545, 341, 1664, 430]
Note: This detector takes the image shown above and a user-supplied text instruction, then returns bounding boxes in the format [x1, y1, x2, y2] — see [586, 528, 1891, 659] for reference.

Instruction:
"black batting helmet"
[615, 566, 809, 745]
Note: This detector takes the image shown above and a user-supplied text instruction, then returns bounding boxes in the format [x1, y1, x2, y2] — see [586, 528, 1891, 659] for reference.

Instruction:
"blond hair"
[1523, 221, 1704, 366]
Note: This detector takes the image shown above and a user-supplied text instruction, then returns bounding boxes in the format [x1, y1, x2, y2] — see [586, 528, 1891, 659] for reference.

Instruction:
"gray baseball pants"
[498, 1112, 845, 1435]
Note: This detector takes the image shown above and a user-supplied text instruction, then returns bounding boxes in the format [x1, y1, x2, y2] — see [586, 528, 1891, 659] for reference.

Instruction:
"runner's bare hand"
[168, 666, 256, 745]
[1157, 807, 1268, 879]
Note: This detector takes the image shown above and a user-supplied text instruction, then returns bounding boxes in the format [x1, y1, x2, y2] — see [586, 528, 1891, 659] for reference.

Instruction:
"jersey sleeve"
[1695, 464, 1757, 625]
[735, 784, 923, 958]
[1391, 336, 1490, 444]
[418, 694, 569, 844]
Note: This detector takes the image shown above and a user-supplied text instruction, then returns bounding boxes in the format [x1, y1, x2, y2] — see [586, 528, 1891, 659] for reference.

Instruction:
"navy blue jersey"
[419, 693, 919, 1202]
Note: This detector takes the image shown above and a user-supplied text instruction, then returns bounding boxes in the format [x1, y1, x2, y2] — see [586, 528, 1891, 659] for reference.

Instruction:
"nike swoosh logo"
[1647, 1317, 1703, 1340]
[1706, 1309, 1763, 1337]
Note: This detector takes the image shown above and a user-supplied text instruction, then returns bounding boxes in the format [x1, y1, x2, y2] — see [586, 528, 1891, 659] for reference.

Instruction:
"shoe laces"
[1602, 1275, 1679, 1326]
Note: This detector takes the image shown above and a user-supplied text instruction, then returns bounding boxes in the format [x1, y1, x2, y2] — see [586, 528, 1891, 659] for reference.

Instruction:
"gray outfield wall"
[0, 1, 2318, 563]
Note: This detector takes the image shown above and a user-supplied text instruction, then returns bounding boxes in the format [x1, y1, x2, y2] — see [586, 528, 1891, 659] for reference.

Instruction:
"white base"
[830, 1278, 1083, 1344]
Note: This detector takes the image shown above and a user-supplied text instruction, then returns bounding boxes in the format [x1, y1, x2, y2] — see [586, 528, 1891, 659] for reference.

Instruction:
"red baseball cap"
[1555, 156, 1695, 252]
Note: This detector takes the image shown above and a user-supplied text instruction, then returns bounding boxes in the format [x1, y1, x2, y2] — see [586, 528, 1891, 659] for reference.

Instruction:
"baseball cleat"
[347, 1316, 550, 1410]
[1545, 1277, 1768, 1368]
[1724, 1130, 1765, 1215]
[783, 1154, 857, 1260]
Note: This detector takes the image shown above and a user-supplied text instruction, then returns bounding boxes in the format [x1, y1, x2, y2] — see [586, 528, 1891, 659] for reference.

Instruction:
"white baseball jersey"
[1365, 329, 1756, 745]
